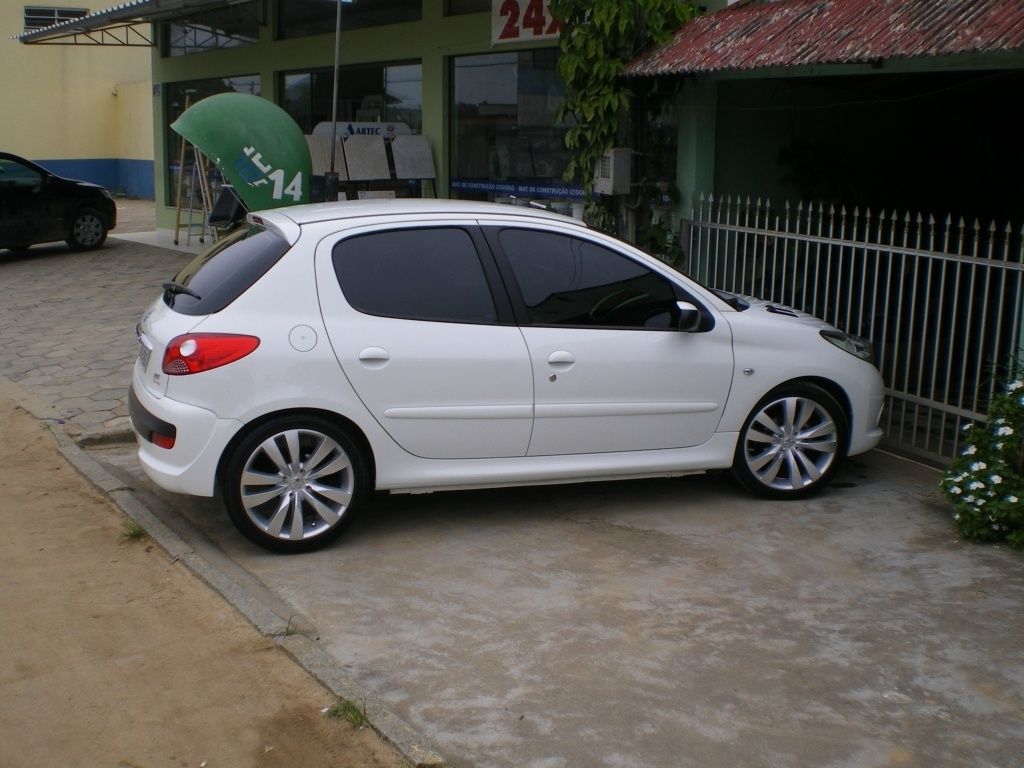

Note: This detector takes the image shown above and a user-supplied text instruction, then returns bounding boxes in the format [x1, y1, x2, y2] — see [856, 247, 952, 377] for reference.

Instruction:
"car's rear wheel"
[66, 207, 108, 251]
[222, 416, 367, 553]
[732, 383, 847, 499]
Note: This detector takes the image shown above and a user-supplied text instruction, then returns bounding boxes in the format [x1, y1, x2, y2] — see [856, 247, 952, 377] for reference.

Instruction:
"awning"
[627, 0, 1024, 77]
[14, 0, 235, 46]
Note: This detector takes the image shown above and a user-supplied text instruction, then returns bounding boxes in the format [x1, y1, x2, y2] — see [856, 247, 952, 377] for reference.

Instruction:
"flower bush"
[941, 377, 1024, 549]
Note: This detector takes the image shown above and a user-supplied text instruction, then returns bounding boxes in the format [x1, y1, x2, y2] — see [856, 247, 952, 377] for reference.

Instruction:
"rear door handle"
[358, 347, 390, 369]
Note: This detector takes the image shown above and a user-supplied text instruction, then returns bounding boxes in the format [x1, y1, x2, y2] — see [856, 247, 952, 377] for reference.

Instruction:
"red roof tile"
[626, 0, 1024, 76]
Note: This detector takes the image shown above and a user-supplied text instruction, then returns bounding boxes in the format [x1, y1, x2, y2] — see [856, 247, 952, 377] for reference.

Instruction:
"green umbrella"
[171, 92, 312, 211]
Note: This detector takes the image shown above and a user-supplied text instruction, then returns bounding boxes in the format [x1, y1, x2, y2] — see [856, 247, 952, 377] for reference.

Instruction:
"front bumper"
[129, 373, 242, 497]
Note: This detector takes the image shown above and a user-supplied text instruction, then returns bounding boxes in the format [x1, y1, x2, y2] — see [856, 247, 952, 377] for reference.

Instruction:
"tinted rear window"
[166, 226, 291, 316]
[332, 227, 498, 324]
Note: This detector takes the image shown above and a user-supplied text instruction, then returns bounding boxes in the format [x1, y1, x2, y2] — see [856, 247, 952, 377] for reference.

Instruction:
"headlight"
[820, 329, 873, 362]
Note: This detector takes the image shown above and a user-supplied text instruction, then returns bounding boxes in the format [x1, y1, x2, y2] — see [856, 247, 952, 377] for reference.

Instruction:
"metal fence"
[685, 193, 1024, 465]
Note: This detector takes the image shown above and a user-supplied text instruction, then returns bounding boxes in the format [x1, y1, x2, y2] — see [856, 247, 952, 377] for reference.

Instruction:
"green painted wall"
[150, 0, 553, 226]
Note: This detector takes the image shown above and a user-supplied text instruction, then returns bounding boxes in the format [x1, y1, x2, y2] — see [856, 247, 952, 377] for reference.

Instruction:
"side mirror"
[676, 301, 702, 332]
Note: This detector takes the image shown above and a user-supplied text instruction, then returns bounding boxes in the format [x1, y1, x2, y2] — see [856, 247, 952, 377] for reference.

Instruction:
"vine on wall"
[550, 0, 696, 237]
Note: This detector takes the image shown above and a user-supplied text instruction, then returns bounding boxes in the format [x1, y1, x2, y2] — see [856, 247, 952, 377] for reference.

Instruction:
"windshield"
[166, 225, 291, 316]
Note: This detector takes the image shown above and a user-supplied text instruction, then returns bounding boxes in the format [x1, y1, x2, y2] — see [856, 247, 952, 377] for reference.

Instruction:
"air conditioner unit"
[593, 148, 631, 196]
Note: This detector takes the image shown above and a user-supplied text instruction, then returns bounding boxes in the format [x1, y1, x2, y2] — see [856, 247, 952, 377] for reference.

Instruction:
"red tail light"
[162, 333, 260, 375]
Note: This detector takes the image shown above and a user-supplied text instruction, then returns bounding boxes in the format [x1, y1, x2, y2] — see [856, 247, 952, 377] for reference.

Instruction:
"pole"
[325, 0, 344, 201]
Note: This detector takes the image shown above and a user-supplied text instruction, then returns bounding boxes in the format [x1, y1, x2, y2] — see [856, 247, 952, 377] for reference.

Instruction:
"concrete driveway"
[2, 229, 1023, 768]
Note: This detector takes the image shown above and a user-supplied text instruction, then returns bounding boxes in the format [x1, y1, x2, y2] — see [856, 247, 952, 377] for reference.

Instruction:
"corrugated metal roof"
[627, 0, 1024, 76]
[14, 0, 230, 43]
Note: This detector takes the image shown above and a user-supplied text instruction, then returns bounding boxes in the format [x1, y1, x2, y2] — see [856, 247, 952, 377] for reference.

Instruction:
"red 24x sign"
[491, 0, 562, 45]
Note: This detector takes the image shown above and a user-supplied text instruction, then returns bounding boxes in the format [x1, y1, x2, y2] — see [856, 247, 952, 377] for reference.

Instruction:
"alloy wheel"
[239, 428, 354, 543]
[741, 395, 839, 492]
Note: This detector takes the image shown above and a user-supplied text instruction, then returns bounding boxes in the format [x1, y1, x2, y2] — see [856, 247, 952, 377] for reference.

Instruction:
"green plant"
[941, 376, 1024, 549]
[326, 698, 367, 729]
[282, 616, 297, 636]
[119, 520, 147, 542]
[551, 0, 696, 201]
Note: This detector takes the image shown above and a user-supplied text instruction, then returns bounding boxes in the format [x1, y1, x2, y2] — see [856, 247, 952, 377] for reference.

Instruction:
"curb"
[0, 377, 447, 768]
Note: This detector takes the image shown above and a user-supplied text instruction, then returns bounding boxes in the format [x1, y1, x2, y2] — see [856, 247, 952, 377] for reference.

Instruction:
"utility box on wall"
[593, 148, 632, 195]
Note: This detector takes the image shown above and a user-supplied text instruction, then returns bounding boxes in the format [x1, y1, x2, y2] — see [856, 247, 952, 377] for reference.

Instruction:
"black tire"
[222, 415, 368, 553]
[66, 207, 108, 251]
[731, 382, 848, 500]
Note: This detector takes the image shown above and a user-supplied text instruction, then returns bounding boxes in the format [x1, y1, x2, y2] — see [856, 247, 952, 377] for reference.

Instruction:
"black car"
[0, 152, 117, 252]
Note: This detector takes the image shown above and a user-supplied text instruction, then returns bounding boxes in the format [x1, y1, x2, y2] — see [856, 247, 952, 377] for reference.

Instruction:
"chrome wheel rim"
[239, 429, 354, 542]
[73, 214, 104, 246]
[743, 396, 838, 492]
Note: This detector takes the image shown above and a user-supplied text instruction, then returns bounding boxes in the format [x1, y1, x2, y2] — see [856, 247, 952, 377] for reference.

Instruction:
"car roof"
[254, 198, 586, 229]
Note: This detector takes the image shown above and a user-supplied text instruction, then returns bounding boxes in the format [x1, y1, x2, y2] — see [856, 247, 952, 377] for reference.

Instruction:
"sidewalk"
[0, 390, 406, 768]
[0, 232, 193, 443]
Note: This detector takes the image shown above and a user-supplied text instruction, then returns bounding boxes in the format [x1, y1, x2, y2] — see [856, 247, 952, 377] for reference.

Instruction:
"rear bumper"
[129, 374, 242, 497]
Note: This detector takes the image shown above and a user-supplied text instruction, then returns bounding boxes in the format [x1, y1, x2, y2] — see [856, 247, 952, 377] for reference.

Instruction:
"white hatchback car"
[130, 200, 884, 552]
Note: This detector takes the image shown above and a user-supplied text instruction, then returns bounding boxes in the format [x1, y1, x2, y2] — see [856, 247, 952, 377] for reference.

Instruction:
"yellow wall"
[0, 0, 152, 161]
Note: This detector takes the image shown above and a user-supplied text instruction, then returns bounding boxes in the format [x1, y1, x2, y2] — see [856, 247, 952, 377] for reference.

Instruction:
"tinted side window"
[333, 228, 497, 324]
[169, 226, 291, 316]
[0, 159, 42, 188]
[499, 229, 678, 329]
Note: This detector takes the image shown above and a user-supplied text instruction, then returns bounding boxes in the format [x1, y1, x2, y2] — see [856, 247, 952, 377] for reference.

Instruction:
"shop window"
[278, 0, 420, 39]
[281, 63, 422, 135]
[164, 76, 261, 203]
[451, 48, 578, 209]
[165, 1, 261, 57]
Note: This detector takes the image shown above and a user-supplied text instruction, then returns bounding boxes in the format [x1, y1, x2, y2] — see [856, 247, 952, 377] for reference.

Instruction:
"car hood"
[733, 295, 834, 331]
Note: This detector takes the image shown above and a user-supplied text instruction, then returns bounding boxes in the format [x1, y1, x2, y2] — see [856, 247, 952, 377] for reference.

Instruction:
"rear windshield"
[165, 225, 291, 315]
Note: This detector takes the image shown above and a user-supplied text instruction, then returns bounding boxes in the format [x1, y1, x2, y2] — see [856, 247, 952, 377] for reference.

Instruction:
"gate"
[685, 194, 1024, 465]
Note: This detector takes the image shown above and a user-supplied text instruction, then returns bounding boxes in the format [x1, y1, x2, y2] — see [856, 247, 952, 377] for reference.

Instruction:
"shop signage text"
[452, 179, 584, 200]
[492, 0, 562, 46]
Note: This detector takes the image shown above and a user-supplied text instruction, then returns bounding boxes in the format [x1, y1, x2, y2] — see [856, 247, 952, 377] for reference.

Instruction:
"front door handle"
[547, 350, 575, 371]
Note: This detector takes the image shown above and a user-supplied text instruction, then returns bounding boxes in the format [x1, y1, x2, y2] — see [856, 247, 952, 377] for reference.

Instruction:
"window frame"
[329, 224, 516, 327]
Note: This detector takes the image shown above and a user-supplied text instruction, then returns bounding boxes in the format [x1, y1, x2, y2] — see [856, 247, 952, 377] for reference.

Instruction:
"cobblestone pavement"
[0, 238, 193, 440]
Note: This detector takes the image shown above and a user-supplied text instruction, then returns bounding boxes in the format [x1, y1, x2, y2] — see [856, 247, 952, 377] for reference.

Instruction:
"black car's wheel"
[222, 416, 368, 553]
[66, 207, 108, 251]
[732, 383, 848, 499]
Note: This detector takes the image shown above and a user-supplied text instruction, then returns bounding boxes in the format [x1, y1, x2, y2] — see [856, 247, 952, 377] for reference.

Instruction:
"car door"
[316, 223, 534, 460]
[0, 156, 43, 246]
[486, 225, 735, 457]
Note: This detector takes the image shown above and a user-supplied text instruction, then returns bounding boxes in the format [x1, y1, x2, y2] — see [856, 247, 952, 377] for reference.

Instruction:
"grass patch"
[119, 520, 147, 543]
[283, 616, 297, 636]
[326, 698, 367, 729]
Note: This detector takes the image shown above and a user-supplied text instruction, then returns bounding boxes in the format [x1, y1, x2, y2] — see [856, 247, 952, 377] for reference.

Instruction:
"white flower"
[990, 475, 1002, 484]
[954, 513, 960, 520]
[1008, 380, 1023, 392]
[995, 417, 1007, 425]
[962, 422, 974, 432]
[996, 426, 1014, 437]
[964, 495, 976, 503]
[977, 498, 986, 505]
[1008, 495, 1019, 504]
[992, 523, 999, 530]
[969, 481, 985, 490]
[995, 443, 1004, 450]
[970, 462, 987, 472]
[950, 486, 962, 495]
[962, 444, 977, 455]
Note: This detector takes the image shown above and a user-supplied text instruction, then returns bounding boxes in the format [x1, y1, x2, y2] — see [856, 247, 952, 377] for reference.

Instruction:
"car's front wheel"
[732, 383, 847, 499]
[66, 207, 108, 251]
[222, 416, 368, 553]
